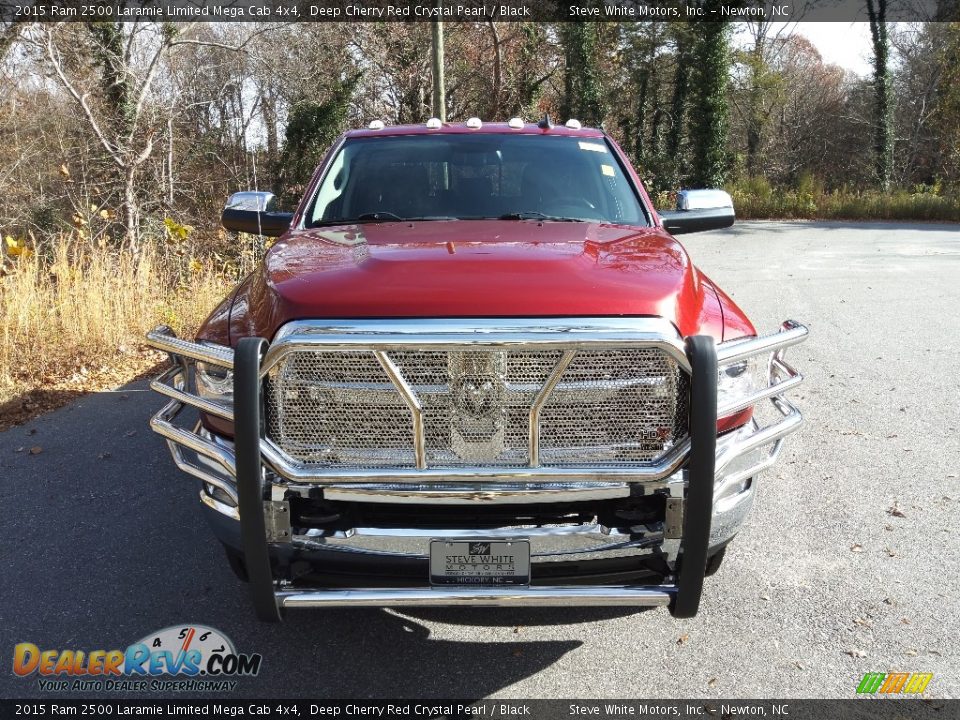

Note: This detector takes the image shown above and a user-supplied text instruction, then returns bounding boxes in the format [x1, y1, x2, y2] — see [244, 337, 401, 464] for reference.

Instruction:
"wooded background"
[1, 18, 959, 253]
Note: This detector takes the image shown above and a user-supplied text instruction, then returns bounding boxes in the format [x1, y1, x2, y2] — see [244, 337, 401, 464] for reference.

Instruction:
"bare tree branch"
[44, 26, 124, 168]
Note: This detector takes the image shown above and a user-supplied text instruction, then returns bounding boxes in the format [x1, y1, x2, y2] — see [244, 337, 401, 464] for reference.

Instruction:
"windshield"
[307, 134, 649, 227]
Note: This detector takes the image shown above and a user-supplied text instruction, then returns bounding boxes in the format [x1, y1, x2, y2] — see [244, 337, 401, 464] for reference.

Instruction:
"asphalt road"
[1, 220, 958, 700]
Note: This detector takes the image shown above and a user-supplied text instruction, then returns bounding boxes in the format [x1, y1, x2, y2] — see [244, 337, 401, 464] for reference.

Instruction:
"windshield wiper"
[356, 212, 404, 222]
[355, 213, 461, 223]
[498, 212, 589, 222]
[309, 213, 459, 227]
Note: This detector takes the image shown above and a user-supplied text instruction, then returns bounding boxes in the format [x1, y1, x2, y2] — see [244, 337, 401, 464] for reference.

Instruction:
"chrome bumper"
[146, 319, 807, 617]
[276, 586, 673, 608]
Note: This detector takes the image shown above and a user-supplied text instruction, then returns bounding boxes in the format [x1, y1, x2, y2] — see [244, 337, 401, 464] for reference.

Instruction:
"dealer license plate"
[429, 539, 530, 586]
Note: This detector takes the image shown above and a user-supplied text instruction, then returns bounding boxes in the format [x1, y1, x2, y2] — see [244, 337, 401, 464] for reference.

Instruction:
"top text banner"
[2, 0, 956, 22]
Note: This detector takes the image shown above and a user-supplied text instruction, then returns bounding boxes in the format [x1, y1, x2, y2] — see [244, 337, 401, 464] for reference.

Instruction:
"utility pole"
[431, 13, 446, 121]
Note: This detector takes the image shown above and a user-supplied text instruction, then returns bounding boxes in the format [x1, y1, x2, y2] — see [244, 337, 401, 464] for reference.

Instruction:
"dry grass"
[726, 177, 960, 222]
[0, 234, 233, 423]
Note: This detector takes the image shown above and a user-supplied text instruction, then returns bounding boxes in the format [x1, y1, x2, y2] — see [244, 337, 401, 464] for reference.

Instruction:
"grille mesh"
[265, 352, 415, 467]
[265, 345, 687, 469]
[539, 349, 686, 465]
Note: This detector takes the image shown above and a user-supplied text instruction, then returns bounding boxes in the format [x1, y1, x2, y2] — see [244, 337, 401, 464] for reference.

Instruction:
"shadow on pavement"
[0, 380, 590, 698]
[401, 606, 648, 627]
[726, 218, 960, 233]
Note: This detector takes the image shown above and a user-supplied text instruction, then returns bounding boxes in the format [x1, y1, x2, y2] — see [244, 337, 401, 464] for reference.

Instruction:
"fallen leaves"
[28, 446, 43, 455]
[887, 502, 907, 518]
[850, 543, 865, 553]
[0, 356, 164, 432]
[707, 677, 718, 688]
[677, 633, 690, 646]
[845, 648, 867, 659]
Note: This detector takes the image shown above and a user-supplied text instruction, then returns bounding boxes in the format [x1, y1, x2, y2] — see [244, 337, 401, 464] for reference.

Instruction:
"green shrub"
[725, 177, 960, 222]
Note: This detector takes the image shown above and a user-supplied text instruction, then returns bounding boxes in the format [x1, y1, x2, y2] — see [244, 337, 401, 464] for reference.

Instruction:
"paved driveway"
[1, 221, 958, 699]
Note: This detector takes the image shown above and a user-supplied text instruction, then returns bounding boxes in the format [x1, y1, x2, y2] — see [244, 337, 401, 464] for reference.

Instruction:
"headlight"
[195, 362, 234, 405]
[717, 354, 767, 413]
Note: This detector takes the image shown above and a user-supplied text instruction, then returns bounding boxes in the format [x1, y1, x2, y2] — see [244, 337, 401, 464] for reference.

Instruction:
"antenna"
[537, 113, 554, 130]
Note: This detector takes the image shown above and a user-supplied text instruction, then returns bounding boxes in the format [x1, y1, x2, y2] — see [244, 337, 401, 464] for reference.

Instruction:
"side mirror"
[659, 189, 735, 235]
[221, 191, 293, 237]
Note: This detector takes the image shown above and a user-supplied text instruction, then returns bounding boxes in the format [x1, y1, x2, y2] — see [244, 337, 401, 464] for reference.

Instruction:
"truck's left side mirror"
[221, 191, 293, 238]
[659, 189, 735, 235]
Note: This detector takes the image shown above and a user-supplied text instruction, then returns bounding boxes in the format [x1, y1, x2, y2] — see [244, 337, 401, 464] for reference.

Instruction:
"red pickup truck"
[147, 117, 807, 621]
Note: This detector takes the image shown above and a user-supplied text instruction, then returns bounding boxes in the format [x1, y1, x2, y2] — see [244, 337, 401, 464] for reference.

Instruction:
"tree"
[620, 23, 664, 167]
[431, 19, 446, 120]
[42, 22, 260, 251]
[560, 23, 604, 126]
[666, 23, 694, 164]
[731, 21, 793, 177]
[769, 35, 854, 186]
[278, 76, 358, 202]
[688, 12, 731, 187]
[926, 22, 960, 186]
[867, 0, 894, 190]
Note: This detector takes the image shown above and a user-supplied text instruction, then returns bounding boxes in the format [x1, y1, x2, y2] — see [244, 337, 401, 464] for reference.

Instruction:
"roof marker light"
[368, 120, 385, 130]
[507, 117, 524, 129]
[465, 117, 483, 129]
[565, 119, 582, 130]
[426, 117, 442, 129]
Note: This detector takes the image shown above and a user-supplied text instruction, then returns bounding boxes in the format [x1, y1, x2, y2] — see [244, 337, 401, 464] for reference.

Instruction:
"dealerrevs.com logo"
[13, 625, 262, 692]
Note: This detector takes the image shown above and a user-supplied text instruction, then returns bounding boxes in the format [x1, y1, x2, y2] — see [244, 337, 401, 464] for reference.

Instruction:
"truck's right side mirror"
[221, 191, 293, 238]
[659, 189, 735, 235]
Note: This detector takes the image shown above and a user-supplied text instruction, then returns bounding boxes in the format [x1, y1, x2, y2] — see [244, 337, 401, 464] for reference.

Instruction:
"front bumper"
[146, 319, 807, 619]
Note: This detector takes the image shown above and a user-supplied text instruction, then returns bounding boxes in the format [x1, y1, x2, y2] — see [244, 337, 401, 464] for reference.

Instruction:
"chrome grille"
[265, 351, 415, 466]
[265, 346, 687, 469]
[539, 349, 686, 465]
[390, 349, 565, 467]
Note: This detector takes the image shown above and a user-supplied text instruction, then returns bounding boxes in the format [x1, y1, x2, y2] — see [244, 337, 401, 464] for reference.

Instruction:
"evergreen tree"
[867, 0, 894, 190]
[278, 76, 359, 204]
[688, 14, 730, 188]
[560, 23, 604, 126]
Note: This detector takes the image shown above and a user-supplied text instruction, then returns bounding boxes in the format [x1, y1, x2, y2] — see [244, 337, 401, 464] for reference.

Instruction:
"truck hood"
[227, 220, 726, 340]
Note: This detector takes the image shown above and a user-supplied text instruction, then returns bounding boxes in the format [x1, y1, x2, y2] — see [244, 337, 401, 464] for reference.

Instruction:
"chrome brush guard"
[146, 318, 807, 619]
